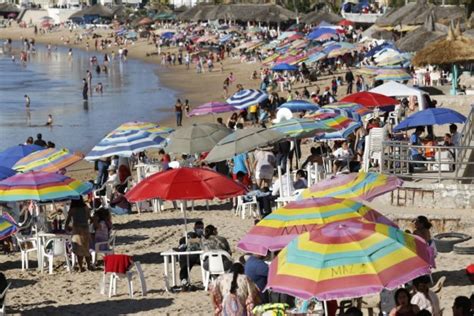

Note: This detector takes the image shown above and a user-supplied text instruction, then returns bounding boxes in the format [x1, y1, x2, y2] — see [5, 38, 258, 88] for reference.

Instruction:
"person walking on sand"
[82, 78, 88, 100]
[175, 99, 183, 127]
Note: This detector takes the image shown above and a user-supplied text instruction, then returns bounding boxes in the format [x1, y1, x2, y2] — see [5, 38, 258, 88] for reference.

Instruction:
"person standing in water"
[45, 114, 53, 127]
[86, 70, 92, 94]
[24, 94, 31, 125]
[82, 78, 88, 100]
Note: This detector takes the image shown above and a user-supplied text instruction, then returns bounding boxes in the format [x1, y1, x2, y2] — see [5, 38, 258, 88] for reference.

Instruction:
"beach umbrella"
[111, 121, 174, 135]
[219, 34, 233, 43]
[324, 102, 372, 116]
[0, 167, 16, 181]
[85, 130, 167, 161]
[375, 69, 412, 81]
[300, 172, 403, 202]
[315, 120, 362, 140]
[0, 212, 18, 241]
[316, 107, 362, 122]
[205, 127, 284, 163]
[278, 100, 320, 112]
[271, 118, 336, 139]
[0, 171, 92, 202]
[266, 220, 431, 300]
[226, 89, 268, 110]
[306, 112, 356, 130]
[237, 197, 398, 256]
[126, 167, 246, 202]
[165, 123, 231, 155]
[338, 19, 353, 26]
[393, 108, 467, 132]
[0, 145, 44, 169]
[307, 27, 337, 40]
[340, 92, 398, 109]
[272, 63, 299, 72]
[188, 102, 237, 117]
[13, 148, 83, 173]
[161, 31, 174, 39]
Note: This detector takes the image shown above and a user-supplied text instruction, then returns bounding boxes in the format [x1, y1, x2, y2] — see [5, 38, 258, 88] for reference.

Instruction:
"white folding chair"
[15, 235, 38, 271]
[41, 237, 71, 274]
[0, 283, 11, 316]
[200, 250, 232, 291]
[91, 232, 116, 264]
[235, 196, 258, 219]
[101, 261, 147, 298]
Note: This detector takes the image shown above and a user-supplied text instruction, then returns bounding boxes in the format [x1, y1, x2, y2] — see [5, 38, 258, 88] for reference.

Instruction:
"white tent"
[370, 81, 428, 111]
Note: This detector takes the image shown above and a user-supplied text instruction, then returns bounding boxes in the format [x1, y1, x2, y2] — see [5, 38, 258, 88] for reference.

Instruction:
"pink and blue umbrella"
[0, 167, 16, 180]
[188, 102, 237, 117]
[0, 212, 18, 241]
[0, 145, 43, 169]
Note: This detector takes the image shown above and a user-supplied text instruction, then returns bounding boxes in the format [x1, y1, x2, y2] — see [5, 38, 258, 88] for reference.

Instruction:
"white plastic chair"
[363, 127, 385, 172]
[15, 235, 38, 271]
[200, 250, 232, 291]
[41, 237, 71, 274]
[235, 196, 258, 219]
[0, 283, 11, 316]
[91, 232, 116, 264]
[101, 261, 147, 298]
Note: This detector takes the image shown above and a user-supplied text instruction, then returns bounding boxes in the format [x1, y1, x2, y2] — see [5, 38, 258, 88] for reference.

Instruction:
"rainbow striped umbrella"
[266, 220, 431, 300]
[0, 171, 92, 202]
[270, 118, 336, 139]
[375, 69, 411, 81]
[13, 148, 83, 173]
[0, 212, 18, 241]
[188, 102, 237, 117]
[325, 102, 372, 116]
[237, 197, 398, 255]
[300, 172, 403, 202]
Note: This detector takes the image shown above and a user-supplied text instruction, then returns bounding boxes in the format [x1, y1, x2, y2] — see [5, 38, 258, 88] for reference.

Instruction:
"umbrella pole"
[450, 64, 458, 96]
[182, 201, 191, 285]
[323, 300, 328, 315]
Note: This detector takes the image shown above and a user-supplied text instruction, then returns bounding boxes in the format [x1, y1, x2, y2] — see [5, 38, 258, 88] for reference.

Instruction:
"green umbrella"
[205, 127, 285, 163]
[165, 123, 231, 155]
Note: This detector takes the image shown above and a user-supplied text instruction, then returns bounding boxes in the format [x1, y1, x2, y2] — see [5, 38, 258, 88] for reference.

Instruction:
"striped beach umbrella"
[226, 89, 268, 110]
[13, 148, 83, 173]
[315, 120, 362, 140]
[0, 167, 16, 180]
[300, 172, 403, 202]
[271, 118, 336, 139]
[0, 212, 18, 241]
[318, 107, 362, 121]
[278, 100, 320, 113]
[188, 102, 237, 117]
[85, 130, 167, 161]
[375, 68, 412, 81]
[324, 102, 372, 116]
[266, 220, 431, 300]
[0, 145, 44, 169]
[0, 171, 92, 202]
[237, 197, 398, 256]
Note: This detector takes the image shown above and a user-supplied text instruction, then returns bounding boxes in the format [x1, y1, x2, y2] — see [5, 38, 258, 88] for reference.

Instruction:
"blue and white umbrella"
[226, 89, 268, 110]
[316, 120, 362, 141]
[279, 100, 320, 112]
[85, 130, 167, 161]
[219, 34, 233, 43]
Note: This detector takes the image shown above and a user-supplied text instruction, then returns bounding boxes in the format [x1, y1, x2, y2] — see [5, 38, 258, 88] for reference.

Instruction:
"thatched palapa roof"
[178, 4, 296, 23]
[396, 14, 446, 52]
[70, 4, 114, 19]
[376, 0, 465, 27]
[301, 9, 342, 25]
[412, 24, 474, 66]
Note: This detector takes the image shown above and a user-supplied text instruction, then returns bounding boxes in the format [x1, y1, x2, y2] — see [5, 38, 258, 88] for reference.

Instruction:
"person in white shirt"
[411, 275, 441, 316]
[332, 141, 354, 173]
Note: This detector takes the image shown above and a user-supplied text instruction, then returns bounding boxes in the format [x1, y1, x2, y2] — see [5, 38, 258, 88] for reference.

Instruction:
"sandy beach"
[1, 24, 473, 315]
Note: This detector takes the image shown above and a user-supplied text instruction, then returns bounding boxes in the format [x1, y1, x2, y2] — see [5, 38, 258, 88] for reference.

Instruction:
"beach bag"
[222, 293, 245, 316]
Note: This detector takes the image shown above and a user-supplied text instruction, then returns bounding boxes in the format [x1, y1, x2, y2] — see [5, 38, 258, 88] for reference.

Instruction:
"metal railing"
[455, 105, 474, 179]
[381, 141, 474, 183]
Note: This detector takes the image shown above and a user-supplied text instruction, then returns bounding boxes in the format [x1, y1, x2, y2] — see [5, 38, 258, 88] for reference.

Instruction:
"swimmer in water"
[46, 114, 53, 127]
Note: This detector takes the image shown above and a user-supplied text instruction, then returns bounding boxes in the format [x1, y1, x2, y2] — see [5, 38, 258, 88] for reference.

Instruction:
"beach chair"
[235, 195, 258, 219]
[362, 128, 385, 172]
[91, 232, 116, 264]
[15, 234, 38, 271]
[0, 282, 11, 316]
[200, 250, 232, 291]
[41, 237, 71, 274]
[101, 259, 147, 298]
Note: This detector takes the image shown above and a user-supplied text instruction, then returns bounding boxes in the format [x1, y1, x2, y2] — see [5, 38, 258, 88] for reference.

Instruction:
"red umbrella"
[126, 167, 246, 202]
[340, 91, 398, 108]
[338, 19, 353, 26]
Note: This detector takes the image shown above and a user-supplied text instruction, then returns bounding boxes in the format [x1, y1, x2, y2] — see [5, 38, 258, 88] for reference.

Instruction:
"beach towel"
[104, 254, 132, 274]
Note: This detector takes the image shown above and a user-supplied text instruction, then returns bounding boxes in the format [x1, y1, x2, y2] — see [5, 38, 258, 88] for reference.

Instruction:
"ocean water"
[0, 43, 176, 152]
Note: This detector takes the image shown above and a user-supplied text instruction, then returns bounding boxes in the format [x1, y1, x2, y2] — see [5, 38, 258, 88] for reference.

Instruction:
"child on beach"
[45, 114, 53, 127]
